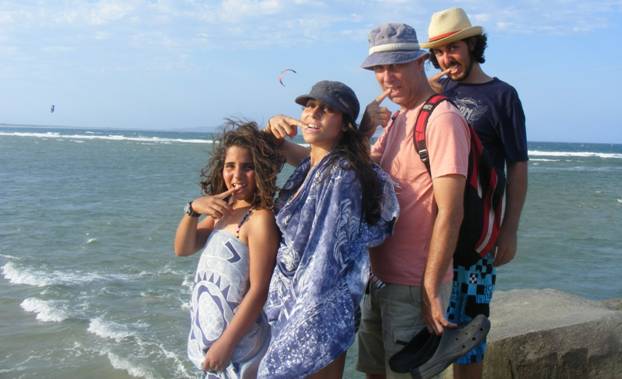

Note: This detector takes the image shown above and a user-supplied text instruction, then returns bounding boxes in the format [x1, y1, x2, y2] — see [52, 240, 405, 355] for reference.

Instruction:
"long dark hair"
[429, 34, 488, 69]
[325, 118, 383, 225]
[200, 119, 284, 209]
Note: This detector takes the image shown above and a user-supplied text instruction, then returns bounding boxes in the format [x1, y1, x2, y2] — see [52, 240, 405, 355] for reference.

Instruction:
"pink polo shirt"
[370, 100, 470, 286]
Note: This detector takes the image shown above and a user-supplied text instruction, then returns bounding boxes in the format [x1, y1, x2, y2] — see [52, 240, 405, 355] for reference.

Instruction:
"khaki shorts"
[356, 281, 451, 379]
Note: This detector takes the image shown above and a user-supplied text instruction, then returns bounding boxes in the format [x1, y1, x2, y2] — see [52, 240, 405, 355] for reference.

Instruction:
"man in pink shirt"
[356, 23, 470, 379]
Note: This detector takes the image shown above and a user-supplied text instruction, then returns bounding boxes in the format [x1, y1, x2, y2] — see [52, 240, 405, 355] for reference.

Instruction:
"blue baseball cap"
[295, 80, 360, 124]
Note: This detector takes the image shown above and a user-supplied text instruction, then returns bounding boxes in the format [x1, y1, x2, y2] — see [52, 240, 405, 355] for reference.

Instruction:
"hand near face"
[265, 115, 303, 140]
[190, 187, 238, 219]
[428, 68, 452, 94]
[360, 88, 391, 137]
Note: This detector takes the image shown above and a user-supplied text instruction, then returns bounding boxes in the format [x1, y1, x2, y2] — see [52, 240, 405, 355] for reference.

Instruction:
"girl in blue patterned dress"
[259, 81, 399, 378]
[174, 121, 284, 379]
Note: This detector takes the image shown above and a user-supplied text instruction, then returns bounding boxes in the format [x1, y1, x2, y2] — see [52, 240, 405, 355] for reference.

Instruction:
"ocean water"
[1, 126, 621, 379]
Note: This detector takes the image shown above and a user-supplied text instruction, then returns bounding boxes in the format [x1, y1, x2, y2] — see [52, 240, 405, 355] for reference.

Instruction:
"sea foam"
[529, 150, 622, 159]
[2, 262, 144, 288]
[530, 158, 560, 162]
[106, 352, 156, 379]
[2, 262, 54, 287]
[0, 131, 213, 144]
[0, 253, 20, 260]
[20, 297, 69, 322]
[88, 317, 135, 341]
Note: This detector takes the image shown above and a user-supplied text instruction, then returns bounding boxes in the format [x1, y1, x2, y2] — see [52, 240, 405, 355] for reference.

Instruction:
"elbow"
[174, 243, 193, 257]
[438, 206, 464, 232]
[174, 245, 184, 256]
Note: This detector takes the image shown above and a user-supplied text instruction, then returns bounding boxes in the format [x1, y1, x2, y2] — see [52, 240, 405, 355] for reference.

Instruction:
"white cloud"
[472, 13, 491, 23]
[0, 0, 619, 55]
[86, 1, 137, 25]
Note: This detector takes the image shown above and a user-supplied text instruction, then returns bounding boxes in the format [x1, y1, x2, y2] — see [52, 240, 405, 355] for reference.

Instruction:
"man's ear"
[467, 37, 477, 52]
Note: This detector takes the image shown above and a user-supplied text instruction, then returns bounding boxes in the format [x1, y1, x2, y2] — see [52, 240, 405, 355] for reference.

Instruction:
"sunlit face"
[222, 145, 256, 203]
[373, 57, 425, 107]
[432, 40, 473, 81]
[299, 99, 344, 150]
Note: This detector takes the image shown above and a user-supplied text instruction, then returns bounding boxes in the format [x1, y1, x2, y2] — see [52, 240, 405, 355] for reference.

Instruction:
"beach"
[1, 126, 621, 378]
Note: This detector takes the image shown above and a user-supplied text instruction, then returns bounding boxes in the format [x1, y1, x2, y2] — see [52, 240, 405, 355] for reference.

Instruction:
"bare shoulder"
[246, 208, 279, 253]
[248, 208, 277, 231]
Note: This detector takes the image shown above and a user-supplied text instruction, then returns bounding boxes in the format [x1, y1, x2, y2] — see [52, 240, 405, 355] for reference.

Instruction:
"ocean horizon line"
[1, 122, 621, 146]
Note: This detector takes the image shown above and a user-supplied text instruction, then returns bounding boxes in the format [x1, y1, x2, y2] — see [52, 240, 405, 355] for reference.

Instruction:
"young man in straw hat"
[357, 22, 470, 379]
[421, 7, 529, 379]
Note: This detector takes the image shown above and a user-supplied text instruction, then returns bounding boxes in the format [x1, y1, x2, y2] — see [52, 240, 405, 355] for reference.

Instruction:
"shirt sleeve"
[426, 109, 471, 179]
[499, 87, 529, 163]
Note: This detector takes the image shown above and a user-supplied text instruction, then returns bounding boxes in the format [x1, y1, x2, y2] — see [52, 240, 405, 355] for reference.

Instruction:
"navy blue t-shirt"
[441, 77, 528, 172]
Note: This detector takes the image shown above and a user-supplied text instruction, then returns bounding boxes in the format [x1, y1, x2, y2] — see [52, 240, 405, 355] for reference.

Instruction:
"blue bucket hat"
[295, 80, 360, 125]
[361, 23, 429, 70]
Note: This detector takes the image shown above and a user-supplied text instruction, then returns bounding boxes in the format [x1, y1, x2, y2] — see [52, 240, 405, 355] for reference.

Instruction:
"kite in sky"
[278, 68, 297, 87]
[50, 105, 55, 113]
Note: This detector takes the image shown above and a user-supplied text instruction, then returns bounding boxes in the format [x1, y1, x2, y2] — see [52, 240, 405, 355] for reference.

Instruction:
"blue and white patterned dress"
[258, 154, 399, 378]
[188, 229, 270, 379]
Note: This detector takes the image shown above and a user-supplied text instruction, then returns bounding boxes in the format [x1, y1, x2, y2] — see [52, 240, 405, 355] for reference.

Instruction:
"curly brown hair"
[200, 119, 284, 209]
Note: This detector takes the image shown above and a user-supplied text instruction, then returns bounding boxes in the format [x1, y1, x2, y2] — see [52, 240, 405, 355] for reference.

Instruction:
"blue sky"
[0, 0, 621, 143]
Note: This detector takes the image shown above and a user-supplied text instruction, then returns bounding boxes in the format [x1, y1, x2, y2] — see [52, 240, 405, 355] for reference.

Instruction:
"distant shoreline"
[1, 123, 621, 145]
[0, 122, 218, 134]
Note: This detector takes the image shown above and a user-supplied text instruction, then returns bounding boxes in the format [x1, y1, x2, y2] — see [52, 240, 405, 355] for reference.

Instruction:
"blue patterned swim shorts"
[446, 251, 496, 365]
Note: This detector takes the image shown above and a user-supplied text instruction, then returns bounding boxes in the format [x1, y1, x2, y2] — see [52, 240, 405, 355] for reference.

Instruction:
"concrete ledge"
[444, 289, 622, 379]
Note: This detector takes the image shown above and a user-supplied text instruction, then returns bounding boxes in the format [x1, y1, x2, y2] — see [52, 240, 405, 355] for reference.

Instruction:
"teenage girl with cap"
[174, 120, 284, 378]
[258, 81, 399, 379]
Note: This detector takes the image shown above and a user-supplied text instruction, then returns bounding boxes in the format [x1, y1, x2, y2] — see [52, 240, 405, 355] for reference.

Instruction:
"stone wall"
[442, 289, 622, 379]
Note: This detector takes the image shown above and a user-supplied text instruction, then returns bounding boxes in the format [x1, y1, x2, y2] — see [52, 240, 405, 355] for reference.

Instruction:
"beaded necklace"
[235, 207, 254, 239]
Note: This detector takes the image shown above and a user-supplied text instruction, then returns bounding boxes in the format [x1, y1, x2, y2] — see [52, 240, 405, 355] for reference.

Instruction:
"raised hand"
[360, 88, 391, 137]
[428, 68, 452, 94]
[265, 115, 303, 140]
[191, 187, 238, 219]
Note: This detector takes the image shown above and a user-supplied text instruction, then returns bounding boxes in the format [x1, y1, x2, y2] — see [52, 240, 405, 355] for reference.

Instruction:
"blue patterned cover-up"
[258, 154, 399, 378]
[188, 229, 270, 379]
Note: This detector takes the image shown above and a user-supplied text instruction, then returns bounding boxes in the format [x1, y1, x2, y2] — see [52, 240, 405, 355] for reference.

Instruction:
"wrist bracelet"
[184, 201, 201, 217]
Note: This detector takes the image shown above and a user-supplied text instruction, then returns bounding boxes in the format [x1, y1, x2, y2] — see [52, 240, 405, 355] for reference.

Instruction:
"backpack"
[412, 94, 506, 267]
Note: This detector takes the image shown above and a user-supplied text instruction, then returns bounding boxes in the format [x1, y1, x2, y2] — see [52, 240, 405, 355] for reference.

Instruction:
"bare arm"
[174, 188, 237, 256]
[174, 213, 215, 256]
[422, 174, 465, 334]
[202, 209, 279, 371]
[494, 161, 528, 266]
[279, 140, 309, 167]
[265, 116, 309, 166]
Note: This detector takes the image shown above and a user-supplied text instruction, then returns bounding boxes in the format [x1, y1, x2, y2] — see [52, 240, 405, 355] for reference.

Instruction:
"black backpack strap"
[414, 94, 449, 173]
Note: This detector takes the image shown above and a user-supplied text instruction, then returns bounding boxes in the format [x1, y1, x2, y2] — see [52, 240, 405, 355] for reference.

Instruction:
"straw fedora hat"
[421, 8, 483, 49]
